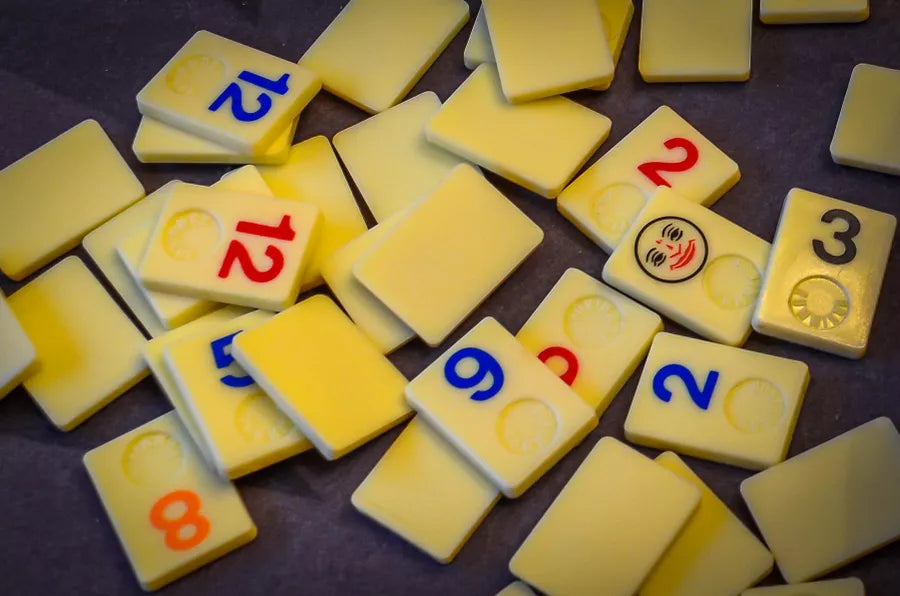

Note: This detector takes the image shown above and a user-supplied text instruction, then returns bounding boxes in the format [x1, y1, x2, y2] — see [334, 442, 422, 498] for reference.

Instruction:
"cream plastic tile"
[0, 291, 37, 399]
[495, 581, 537, 596]
[742, 578, 865, 596]
[761, 0, 869, 24]
[463, 6, 494, 69]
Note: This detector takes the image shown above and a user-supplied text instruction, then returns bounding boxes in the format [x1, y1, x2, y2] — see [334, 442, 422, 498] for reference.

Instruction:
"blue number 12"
[209, 71, 290, 122]
[652, 363, 719, 410]
[210, 332, 254, 388]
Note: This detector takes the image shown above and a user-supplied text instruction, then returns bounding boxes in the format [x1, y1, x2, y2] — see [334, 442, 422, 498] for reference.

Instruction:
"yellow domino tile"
[83, 411, 256, 591]
[516, 268, 662, 415]
[7, 257, 147, 431]
[137, 30, 320, 154]
[753, 188, 896, 359]
[495, 582, 537, 596]
[233, 295, 411, 460]
[351, 417, 500, 563]
[215, 164, 275, 197]
[333, 92, 469, 223]
[830, 64, 900, 176]
[257, 136, 367, 290]
[144, 307, 251, 468]
[603, 187, 770, 346]
[483, 0, 614, 102]
[625, 333, 809, 470]
[321, 213, 415, 354]
[761, 0, 869, 24]
[0, 291, 37, 399]
[463, 6, 493, 69]
[641, 452, 774, 596]
[405, 317, 598, 498]
[138, 183, 320, 311]
[164, 311, 311, 479]
[0, 119, 144, 281]
[298, 0, 469, 114]
[509, 437, 700, 595]
[741, 418, 900, 583]
[742, 578, 865, 596]
[353, 165, 544, 347]
[558, 105, 741, 253]
[639, 0, 752, 83]
[132, 116, 298, 165]
[426, 65, 611, 199]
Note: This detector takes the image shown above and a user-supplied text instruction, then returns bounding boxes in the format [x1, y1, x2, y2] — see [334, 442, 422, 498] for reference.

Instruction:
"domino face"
[351, 417, 500, 563]
[625, 333, 809, 470]
[137, 30, 320, 153]
[0, 119, 144, 281]
[405, 317, 598, 498]
[516, 268, 662, 415]
[425, 64, 611, 199]
[753, 188, 896, 359]
[642, 452, 774, 596]
[509, 437, 700, 595]
[741, 418, 900, 583]
[603, 187, 770, 346]
[558, 105, 740, 252]
[353, 164, 543, 347]
[761, 0, 869, 24]
[83, 411, 256, 591]
[138, 183, 320, 311]
[0, 291, 37, 399]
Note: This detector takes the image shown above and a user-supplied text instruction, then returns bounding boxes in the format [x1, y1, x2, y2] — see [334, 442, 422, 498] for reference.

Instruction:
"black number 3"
[812, 209, 861, 265]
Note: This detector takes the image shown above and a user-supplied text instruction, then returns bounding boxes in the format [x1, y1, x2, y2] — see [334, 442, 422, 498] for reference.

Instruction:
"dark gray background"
[1, 1, 898, 594]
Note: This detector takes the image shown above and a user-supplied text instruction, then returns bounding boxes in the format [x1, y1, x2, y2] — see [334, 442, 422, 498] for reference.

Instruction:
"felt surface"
[1, 1, 898, 594]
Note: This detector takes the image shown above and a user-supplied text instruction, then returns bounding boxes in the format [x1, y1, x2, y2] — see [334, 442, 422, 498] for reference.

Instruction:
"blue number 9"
[210, 332, 254, 388]
[444, 347, 504, 402]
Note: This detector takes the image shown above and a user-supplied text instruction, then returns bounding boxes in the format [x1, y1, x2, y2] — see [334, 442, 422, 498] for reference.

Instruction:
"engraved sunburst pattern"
[790, 277, 850, 330]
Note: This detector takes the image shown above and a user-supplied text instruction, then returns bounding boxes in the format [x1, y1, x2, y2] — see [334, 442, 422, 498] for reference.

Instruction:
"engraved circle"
[790, 276, 850, 330]
[702, 255, 762, 309]
[634, 216, 708, 283]
[121, 431, 184, 485]
[235, 393, 294, 443]
[563, 295, 623, 348]
[724, 378, 785, 433]
[590, 183, 647, 235]
[496, 399, 558, 454]
[162, 210, 222, 261]
[165, 55, 226, 95]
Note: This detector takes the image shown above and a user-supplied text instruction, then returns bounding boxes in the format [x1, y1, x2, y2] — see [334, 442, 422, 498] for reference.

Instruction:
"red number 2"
[637, 137, 699, 187]
[217, 215, 295, 283]
[538, 346, 579, 386]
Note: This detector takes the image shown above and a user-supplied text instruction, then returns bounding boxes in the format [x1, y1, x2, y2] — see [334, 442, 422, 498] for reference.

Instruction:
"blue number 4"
[209, 70, 290, 122]
[652, 363, 719, 410]
[210, 332, 254, 388]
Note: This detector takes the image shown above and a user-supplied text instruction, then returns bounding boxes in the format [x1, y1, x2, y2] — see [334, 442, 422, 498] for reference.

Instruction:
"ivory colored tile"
[753, 189, 896, 359]
[463, 6, 493, 69]
[132, 116, 298, 164]
[333, 92, 468, 222]
[137, 30, 320, 153]
[351, 417, 500, 563]
[0, 291, 37, 399]
[602, 187, 770, 346]
[258, 136, 367, 289]
[164, 311, 311, 479]
[761, 0, 869, 24]
[233, 295, 411, 460]
[830, 64, 900, 176]
[299, 0, 469, 113]
[321, 214, 415, 354]
[641, 452, 774, 596]
[138, 183, 320, 311]
[405, 317, 598, 498]
[496, 581, 537, 596]
[483, 0, 614, 102]
[639, 0, 752, 82]
[558, 105, 740, 252]
[625, 333, 809, 469]
[741, 418, 900, 583]
[214, 165, 276, 197]
[425, 65, 611, 199]
[353, 165, 543, 347]
[0, 119, 144, 280]
[7, 257, 147, 431]
[516, 268, 662, 414]
[742, 578, 864, 596]
[83, 411, 256, 591]
[509, 437, 700, 595]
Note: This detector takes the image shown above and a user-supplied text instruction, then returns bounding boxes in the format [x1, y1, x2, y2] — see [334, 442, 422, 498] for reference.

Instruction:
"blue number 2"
[444, 347, 504, 402]
[210, 332, 254, 388]
[652, 363, 720, 410]
[208, 71, 290, 122]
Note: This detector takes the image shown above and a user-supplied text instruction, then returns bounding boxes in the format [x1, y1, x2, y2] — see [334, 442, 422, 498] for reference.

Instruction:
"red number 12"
[218, 215, 295, 283]
[637, 137, 699, 187]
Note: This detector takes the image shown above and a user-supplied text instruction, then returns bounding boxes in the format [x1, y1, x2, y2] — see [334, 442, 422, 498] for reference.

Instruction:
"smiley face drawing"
[634, 216, 708, 283]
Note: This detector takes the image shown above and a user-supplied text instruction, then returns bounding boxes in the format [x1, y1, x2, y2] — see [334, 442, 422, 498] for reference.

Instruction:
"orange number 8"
[149, 490, 211, 551]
